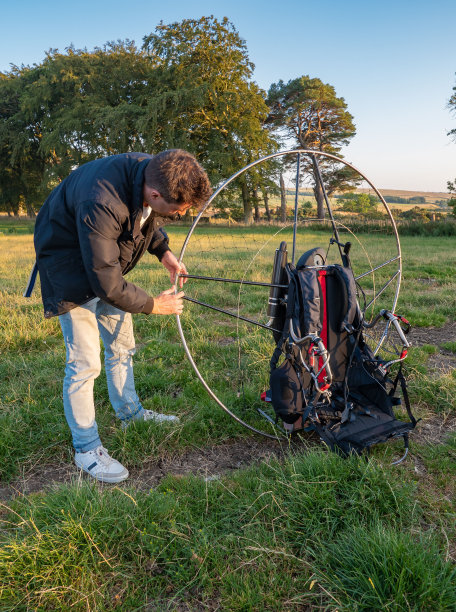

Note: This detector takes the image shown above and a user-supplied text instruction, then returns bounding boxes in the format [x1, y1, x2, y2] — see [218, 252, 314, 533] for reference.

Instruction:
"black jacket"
[34, 153, 171, 318]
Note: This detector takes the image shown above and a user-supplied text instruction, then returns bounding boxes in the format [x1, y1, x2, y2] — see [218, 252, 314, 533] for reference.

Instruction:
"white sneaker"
[122, 409, 180, 429]
[75, 446, 129, 483]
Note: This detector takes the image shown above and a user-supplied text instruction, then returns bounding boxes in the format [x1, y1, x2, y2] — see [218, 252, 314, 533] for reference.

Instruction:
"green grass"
[1, 451, 455, 611]
[403, 346, 456, 413]
[0, 221, 455, 609]
[442, 342, 456, 353]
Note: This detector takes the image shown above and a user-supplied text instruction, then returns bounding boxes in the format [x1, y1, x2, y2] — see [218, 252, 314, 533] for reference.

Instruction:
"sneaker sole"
[75, 462, 129, 484]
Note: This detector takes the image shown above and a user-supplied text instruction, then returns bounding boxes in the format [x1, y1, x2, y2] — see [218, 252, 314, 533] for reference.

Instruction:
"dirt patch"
[411, 414, 456, 446]
[1, 415, 452, 505]
[1, 396, 454, 504]
[0, 437, 308, 503]
[427, 353, 456, 374]
[217, 337, 236, 346]
[407, 322, 456, 377]
[0, 461, 76, 503]
[408, 321, 456, 347]
[131, 437, 314, 492]
[416, 278, 438, 285]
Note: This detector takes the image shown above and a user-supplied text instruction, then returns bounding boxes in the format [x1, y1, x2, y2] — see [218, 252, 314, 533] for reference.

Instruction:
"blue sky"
[1, 0, 455, 191]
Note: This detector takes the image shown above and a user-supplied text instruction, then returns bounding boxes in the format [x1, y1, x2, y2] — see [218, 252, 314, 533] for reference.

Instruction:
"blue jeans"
[59, 298, 144, 452]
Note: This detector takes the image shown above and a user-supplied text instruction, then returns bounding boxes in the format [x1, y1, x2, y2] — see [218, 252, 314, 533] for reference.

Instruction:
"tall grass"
[0, 227, 455, 479]
[0, 222, 455, 610]
[1, 451, 455, 610]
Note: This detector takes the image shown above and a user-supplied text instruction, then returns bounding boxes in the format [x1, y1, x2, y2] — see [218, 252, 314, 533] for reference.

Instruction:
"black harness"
[268, 257, 417, 457]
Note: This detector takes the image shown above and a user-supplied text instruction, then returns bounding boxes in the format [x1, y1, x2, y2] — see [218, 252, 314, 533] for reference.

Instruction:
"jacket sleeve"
[77, 200, 154, 314]
[147, 227, 171, 260]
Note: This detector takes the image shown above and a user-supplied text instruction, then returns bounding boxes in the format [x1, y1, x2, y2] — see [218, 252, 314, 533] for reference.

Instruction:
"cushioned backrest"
[323, 272, 350, 382]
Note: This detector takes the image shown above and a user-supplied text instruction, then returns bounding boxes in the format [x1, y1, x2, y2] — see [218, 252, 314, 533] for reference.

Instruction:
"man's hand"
[160, 251, 188, 288]
[151, 288, 185, 315]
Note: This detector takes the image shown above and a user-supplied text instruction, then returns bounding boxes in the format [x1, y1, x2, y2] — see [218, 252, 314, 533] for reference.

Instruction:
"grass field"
[0, 219, 455, 610]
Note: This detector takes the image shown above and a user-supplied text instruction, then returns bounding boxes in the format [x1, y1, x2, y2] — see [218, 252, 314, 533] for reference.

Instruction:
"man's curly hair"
[144, 149, 212, 211]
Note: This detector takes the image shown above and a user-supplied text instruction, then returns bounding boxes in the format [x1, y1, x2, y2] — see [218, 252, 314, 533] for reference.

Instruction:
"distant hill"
[286, 187, 450, 203]
[357, 188, 450, 203]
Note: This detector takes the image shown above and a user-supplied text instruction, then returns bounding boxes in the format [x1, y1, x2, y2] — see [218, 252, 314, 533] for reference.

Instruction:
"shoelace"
[95, 447, 113, 466]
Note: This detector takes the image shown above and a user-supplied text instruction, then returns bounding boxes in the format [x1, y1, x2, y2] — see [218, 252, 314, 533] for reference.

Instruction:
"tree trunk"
[7, 198, 21, 217]
[241, 181, 253, 224]
[25, 203, 36, 218]
[279, 173, 287, 222]
[263, 192, 271, 222]
[313, 182, 325, 220]
[253, 187, 260, 222]
[312, 158, 325, 220]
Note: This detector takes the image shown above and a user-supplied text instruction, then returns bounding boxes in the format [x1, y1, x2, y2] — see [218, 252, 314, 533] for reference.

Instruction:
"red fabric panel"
[317, 270, 328, 383]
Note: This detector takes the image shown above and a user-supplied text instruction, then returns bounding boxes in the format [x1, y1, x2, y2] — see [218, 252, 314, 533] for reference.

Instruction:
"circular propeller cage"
[175, 150, 403, 438]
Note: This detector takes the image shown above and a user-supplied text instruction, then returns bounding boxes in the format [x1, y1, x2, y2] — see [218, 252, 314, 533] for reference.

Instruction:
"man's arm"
[147, 227, 171, 261]
[77, 201, 155, 313]
[160, 251, 188, 289]
[148, 228, 187, 288]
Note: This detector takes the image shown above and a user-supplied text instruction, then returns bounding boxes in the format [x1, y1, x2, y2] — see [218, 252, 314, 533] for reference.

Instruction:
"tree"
[0, 42, 153, 212]
[0, 68, 48, 215]
[142, 16, 278, 221]
[447, 179, 456, 216]
[266, 76, 357, 219]
[20, 42, 152, 177]
[399, 206, 431, 222]
[1, 20, 279, 220]
[279, 172, 287, 222]
[339, 192, 378, 213]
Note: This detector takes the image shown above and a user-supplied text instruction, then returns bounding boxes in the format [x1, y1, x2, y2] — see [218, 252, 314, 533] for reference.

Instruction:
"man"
[33, 149, 212, 483]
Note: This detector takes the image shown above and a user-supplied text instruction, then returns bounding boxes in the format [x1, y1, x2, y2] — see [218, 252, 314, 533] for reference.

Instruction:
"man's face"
[143, 185, 192, 217]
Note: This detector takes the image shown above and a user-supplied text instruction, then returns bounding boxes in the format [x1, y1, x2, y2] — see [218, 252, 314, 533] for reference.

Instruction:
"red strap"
[393, 313, 410, 325]
[317, 270, 328, 383]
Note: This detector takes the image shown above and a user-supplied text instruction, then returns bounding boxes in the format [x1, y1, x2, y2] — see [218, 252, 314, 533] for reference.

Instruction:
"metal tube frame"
[175, 149, 402, 439]
[179, 273, 287, 289]
[292, 152, 301, 265]
[182, 295, 282, 334]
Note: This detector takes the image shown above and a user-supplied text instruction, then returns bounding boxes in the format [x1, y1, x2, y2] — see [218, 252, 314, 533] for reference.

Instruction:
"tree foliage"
[143, 16, 278, 221]
[0, 41, 153, 214]
[0, 67, 53, 216]
[265, 76, 357, 219]
[339, 192, 378, 213]
[0, 18, 277, 219]
[447, 178, 456, 216]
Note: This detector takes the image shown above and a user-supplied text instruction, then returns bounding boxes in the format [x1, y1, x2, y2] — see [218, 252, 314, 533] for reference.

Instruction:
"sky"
[0, 0, 455, 192]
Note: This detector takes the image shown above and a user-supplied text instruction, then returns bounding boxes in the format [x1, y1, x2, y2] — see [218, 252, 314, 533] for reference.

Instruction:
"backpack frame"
[267, 242, 418, 460]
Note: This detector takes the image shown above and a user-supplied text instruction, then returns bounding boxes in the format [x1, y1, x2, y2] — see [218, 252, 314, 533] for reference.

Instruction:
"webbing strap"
[270, 345, 284, 372]
[293, 363, 313, 424]
[23, 262, 38, 298]
[398, 370, 417, 427]
[391, 365, 418, 427]
[317, 270, 328, 383]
